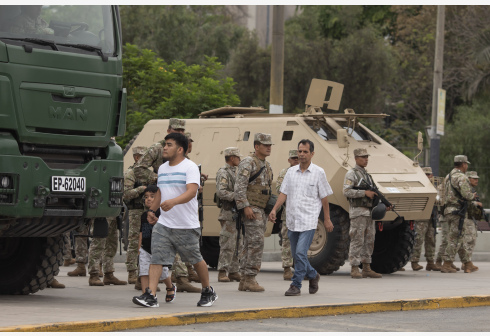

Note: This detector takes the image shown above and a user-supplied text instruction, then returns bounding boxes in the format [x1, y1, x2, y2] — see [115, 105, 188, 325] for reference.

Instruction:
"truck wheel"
[370, 222, 415, 274]
[0, 236, 63, 295]
[200, 236, 220, 268]
[122, 132, 140, 156]
[308, 204, 350, 275]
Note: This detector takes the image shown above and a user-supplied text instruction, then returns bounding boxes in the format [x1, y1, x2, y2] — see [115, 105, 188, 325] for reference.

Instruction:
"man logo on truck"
[49, 106, 88, 121]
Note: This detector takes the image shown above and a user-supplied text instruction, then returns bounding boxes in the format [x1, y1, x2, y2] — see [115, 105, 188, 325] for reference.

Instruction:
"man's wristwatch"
[148, 209, 157, 214]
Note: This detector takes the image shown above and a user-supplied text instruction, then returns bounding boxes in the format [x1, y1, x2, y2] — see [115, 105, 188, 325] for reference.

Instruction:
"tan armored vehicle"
[124, 79, 437, 274]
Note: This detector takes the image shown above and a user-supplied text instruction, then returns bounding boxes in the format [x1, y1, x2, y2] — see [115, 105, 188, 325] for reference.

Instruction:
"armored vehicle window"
[243, 131, 250, 141]
[304, 120, 337, 141]
[335, 120, 376, 142]
[282, 131, 293, 141]
[0, 5, 116, 55]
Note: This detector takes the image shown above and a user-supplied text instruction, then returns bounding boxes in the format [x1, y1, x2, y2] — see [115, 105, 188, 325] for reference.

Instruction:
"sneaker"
[197, 286, 218, 307]
[132, 288, 159, 308]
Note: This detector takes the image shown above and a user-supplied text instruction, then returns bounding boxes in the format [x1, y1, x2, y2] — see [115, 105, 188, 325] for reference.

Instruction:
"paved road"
[125, 306, 490, 332]
[1, 260, 490, 331]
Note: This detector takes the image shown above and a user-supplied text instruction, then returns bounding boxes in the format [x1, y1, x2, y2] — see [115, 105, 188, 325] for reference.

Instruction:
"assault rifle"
[352, 177, 402, 218]
[232, 205, 244, 257]
[453, 199, 468, 237]
[431, 206, 439, 239]
[116, 211, 123, 255]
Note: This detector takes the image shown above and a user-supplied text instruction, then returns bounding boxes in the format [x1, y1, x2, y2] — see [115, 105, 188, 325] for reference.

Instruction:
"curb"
[2, 295, 490, 332]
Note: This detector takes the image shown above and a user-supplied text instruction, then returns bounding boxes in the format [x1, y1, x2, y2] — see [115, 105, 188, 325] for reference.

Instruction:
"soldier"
[62, 232, 75, 266]
[9, 6, 54, 35]
[216, 147, 242, 282]
[410, 167, 440, 271]
[441, 155, 479, 273]
[343, 148, 382, 279]
[275, 149, 298, 281]
[67, 228, 89, 277]
[234, 133, 273, 292]
[87, 217, 127, 286]
[462, 171, 481, 273]
[123, 146, 148, 285]
[133, 118, 200, 293]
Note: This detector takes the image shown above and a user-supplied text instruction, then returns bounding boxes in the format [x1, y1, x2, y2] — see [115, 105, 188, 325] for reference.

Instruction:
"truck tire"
[308, 204, 350, 275]
[200, 236, 220, 268]
[122, 132, 140, 156]
[0, 236, 63, 295]
[370, 221, 415, 274]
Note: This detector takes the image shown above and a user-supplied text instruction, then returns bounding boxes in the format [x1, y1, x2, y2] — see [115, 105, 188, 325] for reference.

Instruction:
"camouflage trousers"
[280, 221, 293, 268]
[74, 227, 89, 264]
[63, 232, 73, 260]
[348, 216, 375, 266]
[88, 217, 117, 274]
[217, 219, 241, 273]
[444, 214, 476, 263]
[171, 253, 189, 277]
[436, 219, 449, 261]
[411, 220, 436, 262]
[125, 209, 144, 273]
[240, 206, 267, 276]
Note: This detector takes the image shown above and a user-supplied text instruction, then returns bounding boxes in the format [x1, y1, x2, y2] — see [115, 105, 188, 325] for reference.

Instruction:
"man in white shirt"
[133, 132, 217, 308]
[269, 139, 334, 296]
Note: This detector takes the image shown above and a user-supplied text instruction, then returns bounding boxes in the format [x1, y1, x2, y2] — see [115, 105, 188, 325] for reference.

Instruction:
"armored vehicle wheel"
[0, 236, 63, 295]
[200, 236, 220, 268]
[308, 204, 350, 275]
[370, 221, 415, 274]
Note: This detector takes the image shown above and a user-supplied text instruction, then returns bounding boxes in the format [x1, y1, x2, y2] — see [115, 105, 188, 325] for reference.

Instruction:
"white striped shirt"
[280, 162, 333, 232]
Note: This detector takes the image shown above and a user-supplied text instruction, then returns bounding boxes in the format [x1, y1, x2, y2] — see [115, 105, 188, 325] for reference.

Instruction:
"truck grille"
[385, 197, 429, 212]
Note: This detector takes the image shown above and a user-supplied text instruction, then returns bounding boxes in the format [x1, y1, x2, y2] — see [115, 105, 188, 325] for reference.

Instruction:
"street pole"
[429, 5, 445, 176]
[269, 5, 284, 114]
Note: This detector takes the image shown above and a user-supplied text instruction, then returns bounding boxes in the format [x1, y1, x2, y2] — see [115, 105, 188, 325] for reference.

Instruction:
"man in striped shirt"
[269, 139, 334, 296]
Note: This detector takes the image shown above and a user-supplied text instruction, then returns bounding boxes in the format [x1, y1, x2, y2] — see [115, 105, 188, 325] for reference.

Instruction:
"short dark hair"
[298, 139, 314, 153]
[253, 140, 261, 149]
[144, 185, 158, 195]
[225, 155, 233, 162]
[454, 162, 464, 168]
[164, 132, 188, 154]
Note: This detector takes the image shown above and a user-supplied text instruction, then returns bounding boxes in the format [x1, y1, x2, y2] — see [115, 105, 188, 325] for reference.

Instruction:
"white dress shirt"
[280, 162, 333, 232]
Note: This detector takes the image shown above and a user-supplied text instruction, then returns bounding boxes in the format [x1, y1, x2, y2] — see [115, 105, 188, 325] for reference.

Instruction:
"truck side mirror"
[337, 129, 349, 148]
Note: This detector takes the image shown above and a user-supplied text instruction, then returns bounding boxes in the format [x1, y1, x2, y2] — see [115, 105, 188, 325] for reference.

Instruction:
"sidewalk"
[1, 260, 490, 332]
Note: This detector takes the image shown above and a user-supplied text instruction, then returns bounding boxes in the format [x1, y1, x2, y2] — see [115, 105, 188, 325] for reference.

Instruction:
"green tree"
[120, 43, 240, 148]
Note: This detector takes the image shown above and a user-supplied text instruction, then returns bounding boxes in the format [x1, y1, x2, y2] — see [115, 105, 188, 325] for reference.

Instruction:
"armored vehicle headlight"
[1, 176, 10, 188]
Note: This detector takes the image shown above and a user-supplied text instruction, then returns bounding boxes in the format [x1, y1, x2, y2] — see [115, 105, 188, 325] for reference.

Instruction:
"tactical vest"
[349, 167, 374, 208]
[246, 155, 273, 209]
[217, 166, 236, 211]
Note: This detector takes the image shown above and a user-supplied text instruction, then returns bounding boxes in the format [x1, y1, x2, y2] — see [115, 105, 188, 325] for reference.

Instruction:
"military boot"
[426, 261, 441, 271]
[128, 270, 138, 284]
[228, 272, 241, 282]
[89, 273, 104, 286]
[450, 262, 460, 271]
[68, 263, 86, 277]
[411, 262, 423, 271]
[187, 265, 201, 283]
[134, 276, 142, 290]
[435, 259, 443, 269]
[98, 263, 103, 277]
[362, 263, 382, 278]
[47, 278, 65, 289]
[242, 275, 265, 292]
[238, 277, 245, 291]
[103, 272, 127, 285]
[283, 267, 293, 281]
[350, 266, 362, 279]
[63, 258, 75, 267]
[218, 270, 230, 282]
[463, 261, 478, 273]
[441, 261, 457, 273]
[176, 276, 201, 293]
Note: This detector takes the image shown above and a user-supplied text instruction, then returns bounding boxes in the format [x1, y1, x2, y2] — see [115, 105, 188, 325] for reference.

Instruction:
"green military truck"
[0, 5, 126, 294]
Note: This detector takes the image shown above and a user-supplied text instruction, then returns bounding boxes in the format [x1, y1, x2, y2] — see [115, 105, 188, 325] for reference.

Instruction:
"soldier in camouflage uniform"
[123, 146, 148, 284]
[234, 133, 273, 292]
[441, 155, 478, 273]
[216, 147, 242, 282]
[462, 171, 481, 273]
[9, 6, 54, 35]
[62, 232, 75, 266]
[343, 148, 382, 279]
[67, 227, 89, 277]
[411, 167, 440, 271]
[133, 118, 200, 293]
[275, 149, 298, 281]
[87, 217, 127, 286]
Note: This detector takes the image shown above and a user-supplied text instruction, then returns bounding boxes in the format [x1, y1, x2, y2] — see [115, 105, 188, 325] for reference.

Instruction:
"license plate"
[51, 176, 86, 192]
